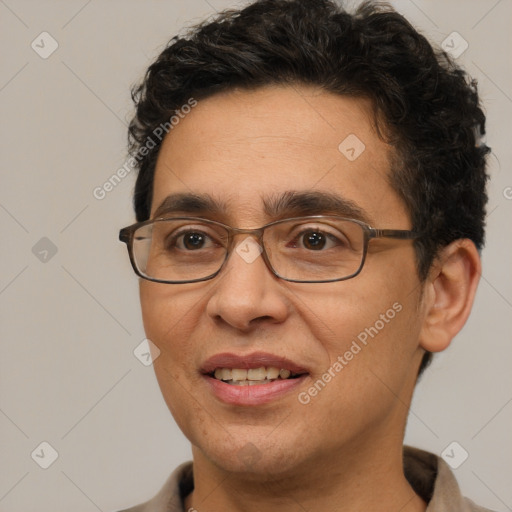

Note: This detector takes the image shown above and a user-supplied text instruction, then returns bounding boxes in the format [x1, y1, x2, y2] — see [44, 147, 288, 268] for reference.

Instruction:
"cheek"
[296, 282, 398, 348]
[139, 281, 199, 346]
[139, 282, 203, 428]
[139, 282, 200, 383]
[295, 284, 422, 434]
[298, 267, 421, 378]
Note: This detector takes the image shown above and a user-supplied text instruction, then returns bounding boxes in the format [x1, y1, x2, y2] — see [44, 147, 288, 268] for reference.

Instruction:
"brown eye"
[286, 225, 348, 251]
[181, 232, 206, 250]
[301, 231, 326, 250]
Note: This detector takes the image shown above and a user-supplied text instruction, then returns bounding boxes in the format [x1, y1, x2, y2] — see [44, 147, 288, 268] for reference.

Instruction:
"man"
[118, 0, 492, 510]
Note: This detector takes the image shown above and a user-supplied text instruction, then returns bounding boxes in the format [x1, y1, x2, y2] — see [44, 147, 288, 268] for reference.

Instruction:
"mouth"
[200, 351, 310, 405]
[208, 366, 305, 386]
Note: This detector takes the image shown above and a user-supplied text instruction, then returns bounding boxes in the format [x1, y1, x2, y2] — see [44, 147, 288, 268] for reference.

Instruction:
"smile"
[211, 367, 302, 385]
[201, 351, 310, 405]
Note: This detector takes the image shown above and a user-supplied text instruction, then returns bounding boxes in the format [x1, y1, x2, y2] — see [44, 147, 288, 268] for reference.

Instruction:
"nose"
[205, 236, 290, 331]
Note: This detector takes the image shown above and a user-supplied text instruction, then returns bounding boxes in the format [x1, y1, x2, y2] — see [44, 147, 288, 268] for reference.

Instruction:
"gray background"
[0, 0, 510, 510]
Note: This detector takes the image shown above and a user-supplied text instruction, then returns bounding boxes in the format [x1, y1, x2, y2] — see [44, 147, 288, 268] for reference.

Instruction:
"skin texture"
[139, 85, 481, 512]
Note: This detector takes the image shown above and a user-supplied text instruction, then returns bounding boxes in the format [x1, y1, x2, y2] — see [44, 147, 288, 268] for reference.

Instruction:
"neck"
[184, 440, 427, 512]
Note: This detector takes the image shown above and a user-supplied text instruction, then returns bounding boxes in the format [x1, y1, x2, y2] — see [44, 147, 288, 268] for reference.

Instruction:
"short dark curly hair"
[128, 0, 490, 374]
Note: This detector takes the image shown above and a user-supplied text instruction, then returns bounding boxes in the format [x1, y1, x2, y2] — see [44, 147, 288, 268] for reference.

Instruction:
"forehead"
[151, 85, 409, 227]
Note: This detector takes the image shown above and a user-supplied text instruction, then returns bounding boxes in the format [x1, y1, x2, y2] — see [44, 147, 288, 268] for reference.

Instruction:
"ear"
[419, 239, 481, 353]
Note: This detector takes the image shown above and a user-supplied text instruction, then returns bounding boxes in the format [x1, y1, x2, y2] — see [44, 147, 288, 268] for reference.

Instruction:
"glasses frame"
[119, 215, 421, 284]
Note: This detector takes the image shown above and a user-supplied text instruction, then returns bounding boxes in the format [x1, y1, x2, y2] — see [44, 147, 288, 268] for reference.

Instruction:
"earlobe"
[418, 239, 481, 353]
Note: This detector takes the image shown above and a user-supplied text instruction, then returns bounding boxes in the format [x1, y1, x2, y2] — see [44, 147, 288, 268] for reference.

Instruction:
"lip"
[201, 351, 309, 374]
[204, 374, 309, 406]
[201, 351, 310, 406]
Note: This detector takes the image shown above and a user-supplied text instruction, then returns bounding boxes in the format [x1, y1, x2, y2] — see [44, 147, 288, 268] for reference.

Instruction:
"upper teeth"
[214, 367, 292, 381]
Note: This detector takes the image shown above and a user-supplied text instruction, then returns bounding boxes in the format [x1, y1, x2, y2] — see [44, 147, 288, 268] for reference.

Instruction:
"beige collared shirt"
[118, 446, 495, 512]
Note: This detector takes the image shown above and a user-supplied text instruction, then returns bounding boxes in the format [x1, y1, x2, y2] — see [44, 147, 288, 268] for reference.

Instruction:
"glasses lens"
[264, 218, 365, 282]
[132, 219, 228, 282]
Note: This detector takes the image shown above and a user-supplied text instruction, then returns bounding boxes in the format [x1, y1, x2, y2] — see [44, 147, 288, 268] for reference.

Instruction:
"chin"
[213, 452, 301, 480]
[194, 431, 309, 480]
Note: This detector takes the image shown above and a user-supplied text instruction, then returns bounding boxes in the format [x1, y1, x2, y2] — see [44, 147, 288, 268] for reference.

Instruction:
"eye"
[288, 227, 348, 251]
[177, 231, 209, 250]
[299, 230, 328, 250]
[165, 228, 219, 251]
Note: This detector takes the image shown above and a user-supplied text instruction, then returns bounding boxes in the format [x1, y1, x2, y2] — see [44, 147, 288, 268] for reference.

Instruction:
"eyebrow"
[152, 190, 372, 224]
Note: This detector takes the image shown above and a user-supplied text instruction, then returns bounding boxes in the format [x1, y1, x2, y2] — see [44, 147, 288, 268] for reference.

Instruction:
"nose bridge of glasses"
[227, 225, 266, 249]
[230, 224, 265, 236]
[214, 225, 277, 284]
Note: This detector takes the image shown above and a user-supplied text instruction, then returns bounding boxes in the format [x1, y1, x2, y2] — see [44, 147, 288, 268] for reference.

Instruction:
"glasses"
[119, 215, 420, 284]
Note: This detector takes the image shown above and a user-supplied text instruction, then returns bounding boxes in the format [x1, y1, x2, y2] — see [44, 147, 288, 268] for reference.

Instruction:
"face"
[140, 85, 426, 479]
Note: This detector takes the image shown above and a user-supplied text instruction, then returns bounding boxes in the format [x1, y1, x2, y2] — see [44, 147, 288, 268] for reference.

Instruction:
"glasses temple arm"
[369, 229, 421, 240]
